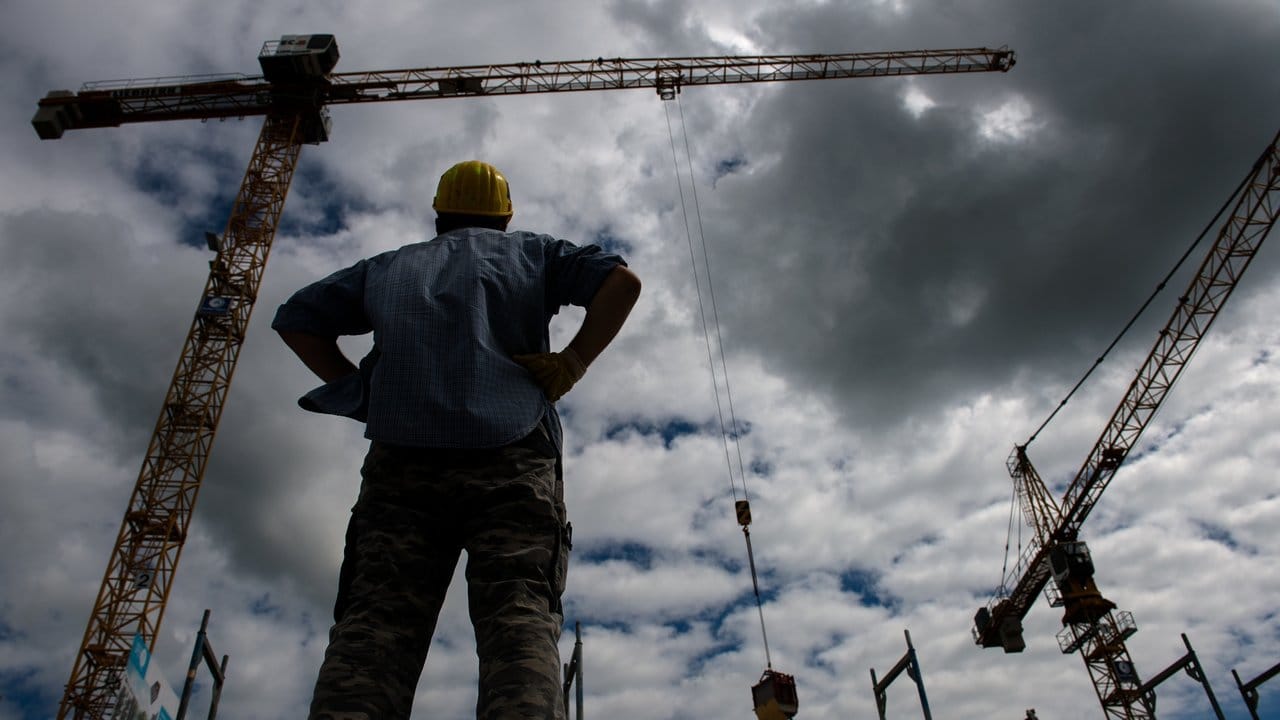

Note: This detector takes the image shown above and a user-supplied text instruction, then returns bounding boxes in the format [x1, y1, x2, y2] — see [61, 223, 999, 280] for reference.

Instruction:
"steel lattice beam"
[34, 48, 1014, 134]
[58, 113, 303, 720]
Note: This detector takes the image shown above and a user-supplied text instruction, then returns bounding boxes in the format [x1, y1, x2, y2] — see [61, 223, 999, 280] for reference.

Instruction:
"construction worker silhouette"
[273, 160, 640, 719]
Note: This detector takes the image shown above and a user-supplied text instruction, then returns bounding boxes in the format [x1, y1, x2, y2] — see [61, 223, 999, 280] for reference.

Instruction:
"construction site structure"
[870, 629, 932, 720]
[561, 621, 584, 720]
[174, 610, 228, 720]
[1135, 633, 1225, 718]
[1233, 657, 1280, 720]
[973, 127, 1280, 719]
[33, 36, 1015, 719]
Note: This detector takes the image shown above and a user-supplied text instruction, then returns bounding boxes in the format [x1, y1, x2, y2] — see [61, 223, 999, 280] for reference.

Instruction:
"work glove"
[514, 348, 587, 402]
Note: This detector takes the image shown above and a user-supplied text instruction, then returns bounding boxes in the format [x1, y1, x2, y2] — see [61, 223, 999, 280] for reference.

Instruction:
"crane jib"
[33, 46, 1014, 140]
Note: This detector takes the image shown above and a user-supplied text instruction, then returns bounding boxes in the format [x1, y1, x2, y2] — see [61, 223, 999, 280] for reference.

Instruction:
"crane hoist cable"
[998, 483, 1021, 597]
[663, 98, 751, 502]
[663, 95, 801, 720]
[662, 94, 777, 670]
[1021, 164, 1256, 448]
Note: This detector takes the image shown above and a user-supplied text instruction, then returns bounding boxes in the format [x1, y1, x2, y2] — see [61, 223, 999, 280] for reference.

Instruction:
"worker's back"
[361, 228, 560, 448]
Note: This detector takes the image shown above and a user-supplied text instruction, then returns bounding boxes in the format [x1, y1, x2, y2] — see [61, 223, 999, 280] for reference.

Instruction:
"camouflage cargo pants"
[309, 429, 570, 720]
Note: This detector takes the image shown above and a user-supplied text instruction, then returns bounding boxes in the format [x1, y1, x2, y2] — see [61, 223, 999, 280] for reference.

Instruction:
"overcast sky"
[3, 1, 1279, 718]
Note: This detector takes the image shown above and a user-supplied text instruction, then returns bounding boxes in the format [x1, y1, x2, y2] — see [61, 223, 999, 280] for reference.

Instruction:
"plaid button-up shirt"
[272, 228, 625, 450]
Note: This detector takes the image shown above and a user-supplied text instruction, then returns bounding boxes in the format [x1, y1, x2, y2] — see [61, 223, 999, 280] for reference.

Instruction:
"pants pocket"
[551, 520, 572, 614]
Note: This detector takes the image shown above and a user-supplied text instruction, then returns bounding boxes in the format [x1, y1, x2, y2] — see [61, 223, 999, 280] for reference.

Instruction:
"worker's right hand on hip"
[513, 348, 587, 401]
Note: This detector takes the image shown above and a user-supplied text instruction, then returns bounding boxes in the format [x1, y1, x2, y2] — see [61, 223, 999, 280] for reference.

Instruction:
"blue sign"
[117, 633, 179, 720]
[198, 296, 232, 317]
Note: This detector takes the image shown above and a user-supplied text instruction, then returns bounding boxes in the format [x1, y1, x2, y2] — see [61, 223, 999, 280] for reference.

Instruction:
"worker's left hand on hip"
[513, 348, 587, 402]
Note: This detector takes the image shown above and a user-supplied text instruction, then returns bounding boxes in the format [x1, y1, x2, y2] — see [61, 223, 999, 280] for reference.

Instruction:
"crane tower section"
[60, 112, 305, 720]
[56, 38, 334, 720]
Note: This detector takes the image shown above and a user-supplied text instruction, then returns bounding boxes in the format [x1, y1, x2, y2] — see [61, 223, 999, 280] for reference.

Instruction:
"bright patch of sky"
[978, 95, 1042, 142]
[943, 281, 987, 328]
[872, 0, 910, 14]
[706, 25, 761, 55]
[900, 86, 936, 119]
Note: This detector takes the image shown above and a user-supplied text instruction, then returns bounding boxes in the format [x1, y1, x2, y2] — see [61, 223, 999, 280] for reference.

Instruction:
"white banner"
[113, 633, 180, 720]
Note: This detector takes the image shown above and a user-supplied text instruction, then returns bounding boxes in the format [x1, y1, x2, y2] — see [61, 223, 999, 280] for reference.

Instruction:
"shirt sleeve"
[271, 259, 374, 337]
[542, 238, 628, 310]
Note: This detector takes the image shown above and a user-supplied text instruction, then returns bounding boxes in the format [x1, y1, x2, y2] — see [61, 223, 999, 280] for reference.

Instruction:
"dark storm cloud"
[610, 0, 708, 54]
[648, 0, 1280, 433]
[0, 209, 204, 453]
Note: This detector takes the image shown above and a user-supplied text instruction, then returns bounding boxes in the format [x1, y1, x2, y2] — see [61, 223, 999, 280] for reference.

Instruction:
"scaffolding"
[1136, 633, 1225, 719]
[561, 621, 584, 720]
[175, 610, 229, 720]
[870, 630, 932, 719]
[1232, 656, 1280, 720]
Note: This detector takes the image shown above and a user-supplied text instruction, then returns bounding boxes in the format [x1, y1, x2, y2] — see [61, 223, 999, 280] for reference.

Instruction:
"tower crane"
[973, 127, 1280, 719]
[33, 36, 1015, 719]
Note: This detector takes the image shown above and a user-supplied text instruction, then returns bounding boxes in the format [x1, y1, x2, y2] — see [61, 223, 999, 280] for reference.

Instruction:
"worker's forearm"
[278, 330, 358, 383]
[566, 266, 641, 366]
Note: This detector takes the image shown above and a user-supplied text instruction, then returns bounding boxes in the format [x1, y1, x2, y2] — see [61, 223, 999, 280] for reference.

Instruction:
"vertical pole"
[1233, 668, 1259, 720]
[207, 654, 228, 720]
[562, 621, 584, 719]
[1180, 634, 1226, 720]
[1232, 658, 1280, 720]
[175, 610, 212, 720]
[171, 609, 229, 720]
[574, 622, 584, 720]
[869, 667, 885, 720]
[904, 630, 932, 720]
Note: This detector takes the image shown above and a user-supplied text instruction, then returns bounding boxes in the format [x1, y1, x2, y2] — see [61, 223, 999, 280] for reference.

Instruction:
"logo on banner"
[114, 633, 179, 720]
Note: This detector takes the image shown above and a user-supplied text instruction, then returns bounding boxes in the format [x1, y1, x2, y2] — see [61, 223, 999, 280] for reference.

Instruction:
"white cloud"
[901, 86, 937, 118]
[977, 95, 1043, 142]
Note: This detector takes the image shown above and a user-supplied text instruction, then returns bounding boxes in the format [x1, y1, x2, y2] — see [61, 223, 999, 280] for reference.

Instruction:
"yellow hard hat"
[432, 160, 514, 219]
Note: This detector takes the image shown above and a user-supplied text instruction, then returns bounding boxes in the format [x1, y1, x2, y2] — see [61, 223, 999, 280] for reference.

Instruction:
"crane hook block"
[735, 500, 752, 527]
[751, 669, 799, 720]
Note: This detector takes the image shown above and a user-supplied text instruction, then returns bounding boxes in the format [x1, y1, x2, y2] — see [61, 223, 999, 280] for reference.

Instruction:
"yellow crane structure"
[33, 36, 1015, 719]
[973, 127, 1280, 718]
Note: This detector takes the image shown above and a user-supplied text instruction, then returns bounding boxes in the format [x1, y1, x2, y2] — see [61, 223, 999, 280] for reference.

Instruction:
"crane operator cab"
[752, 669, 799, 720]
[256, 34, 340, 143]
[1049, 541, 1117, 625]
[258, 34, 340, 83]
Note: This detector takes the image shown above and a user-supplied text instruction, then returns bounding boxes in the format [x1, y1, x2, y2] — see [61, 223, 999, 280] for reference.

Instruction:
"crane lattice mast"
[34, 37, 1014, 719]
[974, 127, 1280, 719]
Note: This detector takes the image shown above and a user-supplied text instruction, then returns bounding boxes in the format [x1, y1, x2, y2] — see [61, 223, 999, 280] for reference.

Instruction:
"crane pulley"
[34, 34, 1015, 719]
